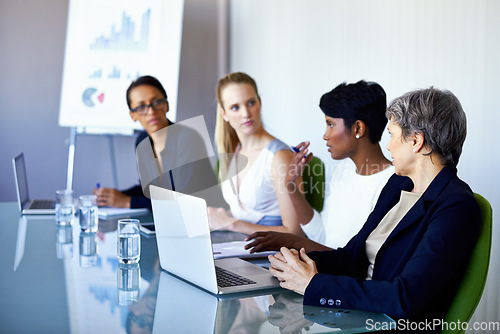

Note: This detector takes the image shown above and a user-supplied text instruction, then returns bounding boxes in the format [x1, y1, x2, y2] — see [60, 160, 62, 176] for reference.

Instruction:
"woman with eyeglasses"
[207, 72, 304, 236]
[93, 76, 170, 208]
[93, 75, 224, 209]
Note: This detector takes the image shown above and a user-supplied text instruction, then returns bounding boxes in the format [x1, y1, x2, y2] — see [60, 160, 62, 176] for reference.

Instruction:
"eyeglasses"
[130, 98, 167, 115]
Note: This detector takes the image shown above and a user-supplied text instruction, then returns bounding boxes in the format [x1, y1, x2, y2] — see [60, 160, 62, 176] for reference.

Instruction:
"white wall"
[230, 0, 499, 330]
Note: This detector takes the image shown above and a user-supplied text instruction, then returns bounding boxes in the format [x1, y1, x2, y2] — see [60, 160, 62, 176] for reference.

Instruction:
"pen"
[169, 170, 175, 191]
[291, 146, 309, 158]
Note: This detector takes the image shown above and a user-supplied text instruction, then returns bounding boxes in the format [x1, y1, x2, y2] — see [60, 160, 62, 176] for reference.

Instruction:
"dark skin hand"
[244, 140, 333, 254]
[245, 231, 332, 253]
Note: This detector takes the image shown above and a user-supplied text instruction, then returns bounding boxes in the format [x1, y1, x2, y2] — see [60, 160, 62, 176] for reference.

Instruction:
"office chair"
[441, 193, 492, 334]
[301, 156, 325, 212]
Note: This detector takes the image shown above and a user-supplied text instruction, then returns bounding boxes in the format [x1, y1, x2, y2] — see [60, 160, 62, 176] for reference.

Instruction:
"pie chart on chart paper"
[58, 0, 184, 131]
[82, 88, 105, 107]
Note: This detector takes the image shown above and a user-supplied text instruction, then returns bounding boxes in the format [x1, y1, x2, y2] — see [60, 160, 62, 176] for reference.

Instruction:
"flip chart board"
[59, 0, 184, 133]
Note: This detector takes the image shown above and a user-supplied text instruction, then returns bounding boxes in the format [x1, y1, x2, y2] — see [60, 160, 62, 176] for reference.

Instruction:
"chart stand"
[66, 127, 77, 190]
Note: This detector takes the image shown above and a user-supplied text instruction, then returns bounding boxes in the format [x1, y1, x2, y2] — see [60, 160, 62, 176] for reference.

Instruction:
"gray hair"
[386, 87, 467, 167]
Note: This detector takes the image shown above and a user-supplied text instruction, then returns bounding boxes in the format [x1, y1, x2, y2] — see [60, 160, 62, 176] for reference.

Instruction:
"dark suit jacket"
[122, 130, 151, 209]
[304, 166, 480, 324]
[126, 125, 227, 209]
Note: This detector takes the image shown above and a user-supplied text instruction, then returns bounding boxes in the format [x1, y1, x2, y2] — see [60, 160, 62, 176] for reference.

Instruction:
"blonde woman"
[208, 72, 304, 236]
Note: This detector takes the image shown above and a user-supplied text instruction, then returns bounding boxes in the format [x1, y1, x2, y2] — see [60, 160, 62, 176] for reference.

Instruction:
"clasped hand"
[268, 247, 318, 295]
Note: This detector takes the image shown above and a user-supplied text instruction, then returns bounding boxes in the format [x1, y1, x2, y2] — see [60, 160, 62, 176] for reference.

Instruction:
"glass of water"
[117, 219, 141, 264]
[55, 189, 74, 225]
[79, 195, 98, 232]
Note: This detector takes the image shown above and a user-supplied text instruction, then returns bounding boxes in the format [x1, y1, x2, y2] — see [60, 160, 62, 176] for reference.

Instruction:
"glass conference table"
[0, 202, 394, 334]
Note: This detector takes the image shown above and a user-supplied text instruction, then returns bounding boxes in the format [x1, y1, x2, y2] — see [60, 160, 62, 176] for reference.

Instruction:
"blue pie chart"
[82, 88, 98, 107]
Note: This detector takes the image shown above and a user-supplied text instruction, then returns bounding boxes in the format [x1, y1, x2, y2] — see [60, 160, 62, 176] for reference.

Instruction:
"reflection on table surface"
[0, 202, 394, 333]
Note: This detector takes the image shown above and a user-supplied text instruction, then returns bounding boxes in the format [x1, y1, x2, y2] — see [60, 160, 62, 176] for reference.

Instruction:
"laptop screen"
[150, 185, 218, 293]
[13, 153, 30, 209]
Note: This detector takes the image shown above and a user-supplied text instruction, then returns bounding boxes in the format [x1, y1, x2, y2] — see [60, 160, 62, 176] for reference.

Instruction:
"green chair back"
[301, 156, 325, 212]
[442, 193, 492, 334]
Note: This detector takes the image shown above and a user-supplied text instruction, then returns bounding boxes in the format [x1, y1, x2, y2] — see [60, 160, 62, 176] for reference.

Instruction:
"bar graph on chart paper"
[90, 9, 151, 51]
[59, 0, 184, 131]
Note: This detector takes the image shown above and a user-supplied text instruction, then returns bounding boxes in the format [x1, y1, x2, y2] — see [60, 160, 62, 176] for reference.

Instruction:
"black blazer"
[303, 166, 480, 323]
[126, 126, 227, 209]
[122, 130, 151, 209]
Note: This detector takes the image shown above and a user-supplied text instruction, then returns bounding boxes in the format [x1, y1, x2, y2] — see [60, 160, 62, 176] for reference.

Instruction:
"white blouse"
[365, 190, 422, 280]
[301, 159, 395, 249]
[221, 139, 290, 224]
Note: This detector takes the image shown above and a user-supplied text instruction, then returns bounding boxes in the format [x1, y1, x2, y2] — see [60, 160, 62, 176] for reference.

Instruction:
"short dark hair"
[319, 80, 387, 143]
[126, 75, 168, 110]
[386, 87, 467, 167]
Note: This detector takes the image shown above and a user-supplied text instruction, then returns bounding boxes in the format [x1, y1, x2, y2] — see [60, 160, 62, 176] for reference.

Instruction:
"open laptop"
[149, 185, 281, 295]
[12, 153, 55, 214]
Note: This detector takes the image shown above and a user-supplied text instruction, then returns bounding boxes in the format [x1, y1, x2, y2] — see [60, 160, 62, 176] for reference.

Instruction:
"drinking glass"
[79, 195, 98, 232]
[117, 219, 141, 264]
[55, 189, 74, 225]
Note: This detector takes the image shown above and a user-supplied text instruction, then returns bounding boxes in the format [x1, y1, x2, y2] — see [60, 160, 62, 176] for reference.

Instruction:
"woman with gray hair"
[267, 87, 480, 328]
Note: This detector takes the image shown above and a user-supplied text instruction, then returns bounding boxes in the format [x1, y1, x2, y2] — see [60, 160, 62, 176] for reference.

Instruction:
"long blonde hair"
[215, 72, 261, 180]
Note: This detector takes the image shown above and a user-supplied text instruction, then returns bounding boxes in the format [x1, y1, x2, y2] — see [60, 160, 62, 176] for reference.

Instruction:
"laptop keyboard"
[30, 200, 55, 209]
[215, 266, 257, 288]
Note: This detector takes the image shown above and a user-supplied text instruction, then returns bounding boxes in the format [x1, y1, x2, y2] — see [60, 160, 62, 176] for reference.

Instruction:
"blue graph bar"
[90, 9, 150, 51]
[89, 69, 102, 78]
[108, 66, 121, 79]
